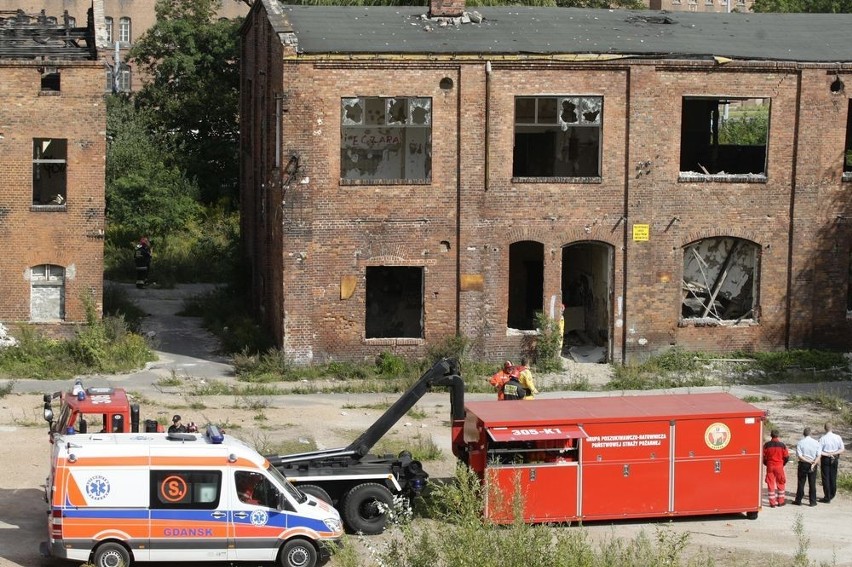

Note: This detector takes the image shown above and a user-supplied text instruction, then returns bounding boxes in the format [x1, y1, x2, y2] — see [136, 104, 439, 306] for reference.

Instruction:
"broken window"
[30, 264, 65, 322]
[365, 266, 423, 339]
[680, 97, 769, 177]
[40, 67, 60, 92]
[681, 237, 759, 323]
[507, 241, 544, 331]
[119, 17, 131, 45]
[341, 97, 431, 182]
[32, 138, 67, 206]
[844, 99, 852, 176]
[513, 96, 602, 179]
[105, 16, 113, 43]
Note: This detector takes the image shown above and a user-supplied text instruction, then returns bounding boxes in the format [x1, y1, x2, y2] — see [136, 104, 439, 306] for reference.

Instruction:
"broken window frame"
[512, 95, 603, 182]
[843, 99, 852, 182]
[30, 264, 66, 322]
[105, 16, 113, 44]
[32, 138, 67, 210]
[340, 96, 432, 185]
[40, 67, 60, 92]
[679, 96, 770, 182]
[364, 266, 425, 340]
[680, 237, 759, 326]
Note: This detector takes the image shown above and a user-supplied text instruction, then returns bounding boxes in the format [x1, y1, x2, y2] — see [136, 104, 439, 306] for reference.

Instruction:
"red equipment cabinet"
[453, 393, 765, 523]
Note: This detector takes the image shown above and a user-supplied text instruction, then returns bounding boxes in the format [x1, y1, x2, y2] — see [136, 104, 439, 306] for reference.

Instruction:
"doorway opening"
[561, 242, 612, 363]
[507, 241, 544, 331]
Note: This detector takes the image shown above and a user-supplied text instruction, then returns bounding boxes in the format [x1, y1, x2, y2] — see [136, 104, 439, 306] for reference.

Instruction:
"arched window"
[682, 237, 758, 323]
[30, 264, 65, 321]
[104, 17, 113, 44]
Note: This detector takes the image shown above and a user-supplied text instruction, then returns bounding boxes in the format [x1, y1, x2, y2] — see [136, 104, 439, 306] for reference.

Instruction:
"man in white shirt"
[794, 427, 821, 506]
[819, 423, 845, 503]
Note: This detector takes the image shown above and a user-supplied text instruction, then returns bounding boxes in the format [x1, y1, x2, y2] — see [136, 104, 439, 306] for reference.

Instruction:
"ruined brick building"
[240, 0, 852, 365]
[0, 4, 105, 326]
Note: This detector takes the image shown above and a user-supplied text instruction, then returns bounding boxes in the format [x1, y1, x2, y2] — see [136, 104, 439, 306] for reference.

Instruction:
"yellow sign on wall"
[632, 224, 650, 242]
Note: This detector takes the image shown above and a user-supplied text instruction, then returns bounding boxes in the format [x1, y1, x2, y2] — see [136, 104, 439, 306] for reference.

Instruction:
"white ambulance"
[41, 425, 343, 567]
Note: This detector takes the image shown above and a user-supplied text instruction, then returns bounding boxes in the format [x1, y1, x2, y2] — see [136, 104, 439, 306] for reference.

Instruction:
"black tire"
[746, 511, 759, 520]
[93, 542, 131, 567]
[341, 482, 394, 535]
[299, 484, 333, 505]
[279, 538, 318, 567]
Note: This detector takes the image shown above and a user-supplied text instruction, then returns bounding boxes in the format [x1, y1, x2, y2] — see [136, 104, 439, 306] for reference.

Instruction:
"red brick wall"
[241, 8, 852, 363]
[0, 61, 106, 325]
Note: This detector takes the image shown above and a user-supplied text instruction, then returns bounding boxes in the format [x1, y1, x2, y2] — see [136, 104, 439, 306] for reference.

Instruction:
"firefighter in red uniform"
[763, 428, 789, 507]
[489, 361, 517, 400]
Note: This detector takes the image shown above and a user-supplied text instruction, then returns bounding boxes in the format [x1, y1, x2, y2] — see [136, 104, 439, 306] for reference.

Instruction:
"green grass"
[373, 433, 443, 462]
[837, 472, 852, 494]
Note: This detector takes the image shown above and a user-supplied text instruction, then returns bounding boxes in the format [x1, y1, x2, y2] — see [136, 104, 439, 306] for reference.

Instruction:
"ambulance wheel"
[93, 542, 131, 567]
[342, 482, 393, 535]
[746, 511, 759, 520]
[279, 538, 317, 567]
[299, 484, 332, 505]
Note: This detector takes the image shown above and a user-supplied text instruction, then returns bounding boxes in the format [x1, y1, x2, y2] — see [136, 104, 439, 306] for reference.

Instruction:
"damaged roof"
[262, 1, 852, 63]
[0, 9, 97, 61]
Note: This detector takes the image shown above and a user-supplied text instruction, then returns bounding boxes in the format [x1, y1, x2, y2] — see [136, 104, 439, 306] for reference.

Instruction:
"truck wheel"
[299, 484, 333, 505]
[342, 482, 393, 535]
[93, 542, 131, 567]
[279, 538, 317, 567]
[746, 511, 759, 520]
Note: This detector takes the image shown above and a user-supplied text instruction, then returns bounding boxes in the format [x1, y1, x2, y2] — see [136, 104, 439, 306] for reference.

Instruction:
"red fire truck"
[452, 392, 766, 523]
[42, 379, 159, 440]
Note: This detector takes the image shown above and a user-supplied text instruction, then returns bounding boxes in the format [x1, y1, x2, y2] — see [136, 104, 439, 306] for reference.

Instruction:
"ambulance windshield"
[267, 464, 306, 504]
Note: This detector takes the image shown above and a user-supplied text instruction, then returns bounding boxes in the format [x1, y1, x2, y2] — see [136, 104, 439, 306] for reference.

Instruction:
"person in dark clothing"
[502, 376, 526, 400]
[134, 237, 152, 288]
[168, 414, 187, 433]
[762, 429, 789, 507]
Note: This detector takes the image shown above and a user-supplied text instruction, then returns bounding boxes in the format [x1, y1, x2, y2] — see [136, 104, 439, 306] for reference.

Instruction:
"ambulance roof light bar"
[206, 425, 224, 444]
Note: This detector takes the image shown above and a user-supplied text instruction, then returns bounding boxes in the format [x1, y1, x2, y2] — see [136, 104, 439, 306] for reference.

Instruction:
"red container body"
[456, 393, 765, 523]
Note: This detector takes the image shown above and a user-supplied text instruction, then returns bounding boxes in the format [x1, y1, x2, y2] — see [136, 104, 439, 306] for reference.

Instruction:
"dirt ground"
[1, 375, 851, 567]
[1, 283, 850, 567]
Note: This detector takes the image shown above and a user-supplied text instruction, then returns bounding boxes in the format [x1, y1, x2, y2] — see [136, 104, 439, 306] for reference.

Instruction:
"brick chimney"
[430, 0, 465, 18]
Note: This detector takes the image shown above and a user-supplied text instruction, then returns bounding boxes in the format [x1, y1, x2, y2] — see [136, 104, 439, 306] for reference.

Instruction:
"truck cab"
[43, 379, 156, 442]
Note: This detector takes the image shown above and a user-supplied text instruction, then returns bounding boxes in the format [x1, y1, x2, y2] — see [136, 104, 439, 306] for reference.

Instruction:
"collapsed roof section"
[0, 8, 97, 61]
[261, 0, 852, 64]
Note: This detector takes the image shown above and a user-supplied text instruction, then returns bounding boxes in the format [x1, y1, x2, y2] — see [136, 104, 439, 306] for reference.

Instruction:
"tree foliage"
[752, 0, 852, 12]
[128, 0, 242, 207]
[106, 95, 203, 239]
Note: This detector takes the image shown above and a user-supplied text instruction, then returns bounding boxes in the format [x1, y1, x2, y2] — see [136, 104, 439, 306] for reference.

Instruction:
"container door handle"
[211, 511, 227, 519]
[529, 469, 536, 482]
[623, 464, 630, 477]
[714, 460, 721, 473]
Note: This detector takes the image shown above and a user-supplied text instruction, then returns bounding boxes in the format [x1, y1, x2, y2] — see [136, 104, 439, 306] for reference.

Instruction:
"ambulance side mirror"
[43, 404, 54, 424]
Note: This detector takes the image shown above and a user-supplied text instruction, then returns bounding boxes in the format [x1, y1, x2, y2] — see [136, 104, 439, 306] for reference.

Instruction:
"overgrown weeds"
[0, 296, 155, 380]
[373, 433, 443, 462]
[610, 348, 850, 391]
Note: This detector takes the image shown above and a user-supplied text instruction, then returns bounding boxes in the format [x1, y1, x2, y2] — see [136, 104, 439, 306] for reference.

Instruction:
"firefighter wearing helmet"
[489, 361, 519, 401]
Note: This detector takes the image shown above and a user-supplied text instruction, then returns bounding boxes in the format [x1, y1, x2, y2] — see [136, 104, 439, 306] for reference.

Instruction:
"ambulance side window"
[150, 470, 221, 510]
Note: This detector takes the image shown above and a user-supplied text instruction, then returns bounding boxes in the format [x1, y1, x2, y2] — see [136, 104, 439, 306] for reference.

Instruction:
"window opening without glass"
[680, 97, 769, 178]
[341, 97, 431, 182]
[365, 266, 424, 338]
[843, 99, 852, 178]
[513, 96, 602, 179]
[681, 237, 758, 323]
[32, 138, 67, 206]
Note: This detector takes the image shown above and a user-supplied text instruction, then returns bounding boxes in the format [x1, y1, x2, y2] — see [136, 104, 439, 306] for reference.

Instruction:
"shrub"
[533, 311, 562, 373]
